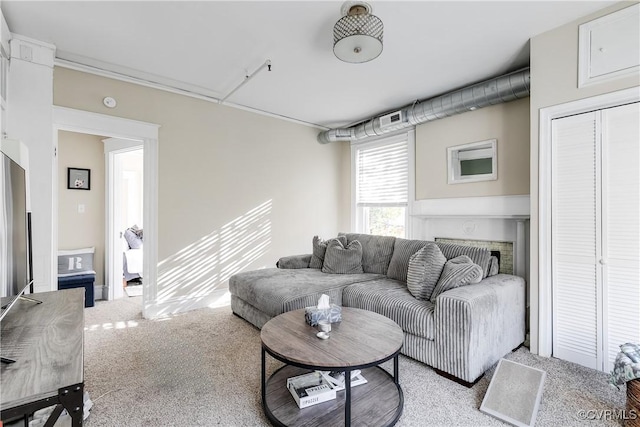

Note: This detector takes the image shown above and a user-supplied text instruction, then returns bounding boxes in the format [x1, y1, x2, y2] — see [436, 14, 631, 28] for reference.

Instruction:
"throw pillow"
[58, 247, 96, 277]
[430, 255, 483, 303]
[124, 229, 143, 249]
[129, 224, 143, 239]
[338, 233, 396, 274]
[321, 239, 364, 274]
[406, 243, 447, 300]
[309, 235, 346, 269]
[387, 238, 431, 282]
[435, 242, 492, 278]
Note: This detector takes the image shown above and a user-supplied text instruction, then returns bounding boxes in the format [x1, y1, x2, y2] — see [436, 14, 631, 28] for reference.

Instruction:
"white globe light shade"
[334, 34, 383, 63]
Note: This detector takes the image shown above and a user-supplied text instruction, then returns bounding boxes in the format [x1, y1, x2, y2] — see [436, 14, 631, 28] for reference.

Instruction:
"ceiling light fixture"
[333, 2, 383, 63]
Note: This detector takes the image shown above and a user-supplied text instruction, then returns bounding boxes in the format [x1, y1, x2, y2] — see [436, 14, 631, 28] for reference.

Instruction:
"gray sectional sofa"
[229, 233, 525, 384]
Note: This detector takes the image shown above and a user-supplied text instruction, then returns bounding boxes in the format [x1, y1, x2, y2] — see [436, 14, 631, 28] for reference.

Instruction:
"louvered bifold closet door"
[602, 102, 640, 372]
[551, 111, 602, 370]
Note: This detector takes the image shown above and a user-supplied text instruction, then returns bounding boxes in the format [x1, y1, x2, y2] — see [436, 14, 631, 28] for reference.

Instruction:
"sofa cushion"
[386, 238, 430, 282]
[430, 255, 483, 302]
[322, 239, 364, 274]
[435, 242, 492, 278]
[339, 233, 396, 275]
[406, 243, 447, 300]
[343, 278, 436, 340]
[277, 254, 312, 269]
[229, 268, 383, 317]
[309, 235, 347, 269]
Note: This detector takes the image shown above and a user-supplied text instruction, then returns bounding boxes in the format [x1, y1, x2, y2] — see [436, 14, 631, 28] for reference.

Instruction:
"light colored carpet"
[82, 297, 626, 426]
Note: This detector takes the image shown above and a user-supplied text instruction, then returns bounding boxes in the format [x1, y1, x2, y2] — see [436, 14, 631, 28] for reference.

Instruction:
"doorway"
[52, 107, 159, 318]
[105, 139, 144, 300]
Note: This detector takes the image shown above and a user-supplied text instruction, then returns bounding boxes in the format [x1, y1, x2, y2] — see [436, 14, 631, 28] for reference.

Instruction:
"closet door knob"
[599, 259, 607, 265]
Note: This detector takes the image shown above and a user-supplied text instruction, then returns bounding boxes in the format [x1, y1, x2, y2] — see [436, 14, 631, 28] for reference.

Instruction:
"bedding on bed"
[123, 225, 144, 281]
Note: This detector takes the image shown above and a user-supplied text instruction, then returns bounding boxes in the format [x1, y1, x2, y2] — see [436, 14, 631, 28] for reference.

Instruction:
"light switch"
[78, 204, 85, 214]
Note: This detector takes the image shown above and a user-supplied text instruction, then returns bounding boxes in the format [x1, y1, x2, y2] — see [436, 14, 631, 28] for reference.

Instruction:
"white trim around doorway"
[53, 106, 159, 319]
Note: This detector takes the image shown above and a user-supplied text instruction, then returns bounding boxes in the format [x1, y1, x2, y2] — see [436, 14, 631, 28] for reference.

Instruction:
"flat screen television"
[0, 147, 33, 323]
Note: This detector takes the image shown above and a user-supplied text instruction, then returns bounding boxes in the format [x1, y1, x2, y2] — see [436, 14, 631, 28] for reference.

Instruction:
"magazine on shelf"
[286, 371, 337, 409]
[318, 370, 368, 392]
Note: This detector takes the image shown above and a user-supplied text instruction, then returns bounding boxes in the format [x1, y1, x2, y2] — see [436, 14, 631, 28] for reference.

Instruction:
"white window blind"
[356, 140, 408, 207]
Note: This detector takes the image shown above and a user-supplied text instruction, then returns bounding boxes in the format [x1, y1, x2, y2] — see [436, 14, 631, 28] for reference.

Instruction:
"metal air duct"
[317, 67, 530, 144]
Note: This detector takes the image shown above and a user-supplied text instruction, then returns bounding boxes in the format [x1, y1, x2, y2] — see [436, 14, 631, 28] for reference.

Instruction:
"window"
[352, 135, 409, 238]
[447, 139, 497, 184]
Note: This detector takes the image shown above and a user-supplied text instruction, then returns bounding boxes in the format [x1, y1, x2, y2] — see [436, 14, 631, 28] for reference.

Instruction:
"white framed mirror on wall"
[447, 139, 497, 184]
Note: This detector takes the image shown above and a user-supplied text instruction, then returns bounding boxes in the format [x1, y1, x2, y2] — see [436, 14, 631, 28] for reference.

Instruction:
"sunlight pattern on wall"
[156, 200, 272, 305]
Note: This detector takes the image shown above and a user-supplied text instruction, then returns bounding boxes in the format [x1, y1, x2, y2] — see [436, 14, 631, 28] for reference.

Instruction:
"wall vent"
[379, 110, 403, 129]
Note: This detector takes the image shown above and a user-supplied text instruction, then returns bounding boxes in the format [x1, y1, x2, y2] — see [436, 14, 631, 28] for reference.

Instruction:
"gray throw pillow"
[430, 255, 483, 302]
[58, 247, 96, 277]
[406, 243, 447, 300]
[129, 224, 143, 239]
[321, 239, 364, 274]
[338, 232, 396, 274]
[387, 238, 431, 282]
[435, 242, 492, 278]
[124, 229, 143, 249]
[310, 235, 346, 269]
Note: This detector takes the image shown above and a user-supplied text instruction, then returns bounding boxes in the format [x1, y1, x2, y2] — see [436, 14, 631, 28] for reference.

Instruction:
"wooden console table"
[1, 288, 85, 426]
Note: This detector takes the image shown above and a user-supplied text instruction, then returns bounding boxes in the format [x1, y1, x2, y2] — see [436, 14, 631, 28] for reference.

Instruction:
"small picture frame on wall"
[67, 167, 91, 190]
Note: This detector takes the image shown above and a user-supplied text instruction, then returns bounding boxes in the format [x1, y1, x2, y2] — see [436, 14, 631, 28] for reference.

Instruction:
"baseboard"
[143, 288, 230, 319]
[94, 285, 107, 301]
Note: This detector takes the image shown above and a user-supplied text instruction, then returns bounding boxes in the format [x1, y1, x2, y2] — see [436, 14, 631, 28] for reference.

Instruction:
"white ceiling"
[2, 1, 614, 129]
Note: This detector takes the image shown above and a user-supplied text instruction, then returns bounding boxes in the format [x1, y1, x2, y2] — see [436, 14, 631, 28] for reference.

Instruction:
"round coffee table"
[261, 307, 404, 427]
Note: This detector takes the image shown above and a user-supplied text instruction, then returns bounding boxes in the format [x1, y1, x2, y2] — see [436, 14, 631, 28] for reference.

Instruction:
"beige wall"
[57, 130, 105, 286]
[53, 67, 348, 302]
[415, 97, 530, 200]
[339, 141, 352, 232]
[529, 1, 640, 352]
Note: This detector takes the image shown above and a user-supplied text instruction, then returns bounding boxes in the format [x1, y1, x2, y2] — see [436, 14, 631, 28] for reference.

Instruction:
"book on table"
[286, 371, 337, 409]
[319, 370, 368, 391]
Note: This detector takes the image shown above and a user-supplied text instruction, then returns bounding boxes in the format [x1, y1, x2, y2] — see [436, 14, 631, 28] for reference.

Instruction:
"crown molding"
[54, 54, 328, 131]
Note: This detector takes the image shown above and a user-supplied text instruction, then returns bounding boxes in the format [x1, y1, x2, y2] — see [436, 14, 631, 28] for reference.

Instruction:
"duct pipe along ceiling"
[317, 68, 530, 144]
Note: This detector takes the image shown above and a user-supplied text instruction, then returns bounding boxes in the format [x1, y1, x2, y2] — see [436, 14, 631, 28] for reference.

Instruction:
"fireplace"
[435, 238, 514, 274]
[409, 195, 529, 280]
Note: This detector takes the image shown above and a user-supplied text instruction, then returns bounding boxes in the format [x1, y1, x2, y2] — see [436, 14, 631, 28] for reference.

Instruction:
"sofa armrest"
[434, 274, 525, 383]
[276, 254, 312, 269]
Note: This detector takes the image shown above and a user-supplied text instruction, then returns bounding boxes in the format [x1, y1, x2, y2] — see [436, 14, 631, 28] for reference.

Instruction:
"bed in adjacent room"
[123, 225, 143, 283]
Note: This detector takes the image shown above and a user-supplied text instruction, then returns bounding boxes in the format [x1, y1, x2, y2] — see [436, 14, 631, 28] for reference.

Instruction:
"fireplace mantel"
[413, 214, 529, 220]
[410, 195, 530, 218]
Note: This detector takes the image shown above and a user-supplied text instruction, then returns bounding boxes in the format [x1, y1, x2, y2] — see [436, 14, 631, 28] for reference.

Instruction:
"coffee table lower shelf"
[263, 365, 403, 427]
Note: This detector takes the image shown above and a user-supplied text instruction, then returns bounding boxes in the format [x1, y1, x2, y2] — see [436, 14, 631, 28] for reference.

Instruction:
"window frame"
[350, 131, 415, 237]
[447, 139, 497, 184]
